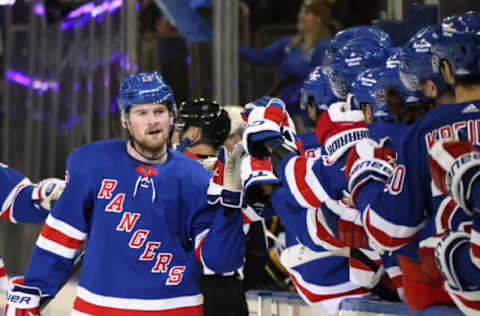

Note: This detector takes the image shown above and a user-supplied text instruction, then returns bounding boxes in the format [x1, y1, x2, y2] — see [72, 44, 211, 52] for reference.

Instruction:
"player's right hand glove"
[240, 155, 280, 217]
[242, 97, 287, 159]
[428, 139, 480, 215]
[32, 177, 65, 211]
[345, 138, 397, 203]
[320, 199, 370, 248]
[315, 101, 369, 163]
[5, 276, 48, 316]
[207, 144, 246, 209]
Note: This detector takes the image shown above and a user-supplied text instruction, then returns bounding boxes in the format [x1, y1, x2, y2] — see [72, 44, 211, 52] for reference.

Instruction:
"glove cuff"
[348, 158, 394, 202]
[324, 128, 370, 163]
[447, 152, 480, 215]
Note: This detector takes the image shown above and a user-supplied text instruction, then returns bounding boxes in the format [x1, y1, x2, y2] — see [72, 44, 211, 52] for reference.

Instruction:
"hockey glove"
[32, 177, 65, 211]
[243, 97, 287, 159]
[345, 138, 397, 203]
[428, 139, 480, 215]
[207, 144, 246, 209]
[320, 199, 370, 248]
[240, 155, 280, 217]
[241, 96, 273, 121]
[5, 276, 48, 316]
[315, 101, 369, 163]
[435, 231, 471, 292]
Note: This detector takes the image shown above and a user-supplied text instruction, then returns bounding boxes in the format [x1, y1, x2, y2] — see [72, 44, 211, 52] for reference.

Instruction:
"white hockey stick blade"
[280, 244, 350, 268]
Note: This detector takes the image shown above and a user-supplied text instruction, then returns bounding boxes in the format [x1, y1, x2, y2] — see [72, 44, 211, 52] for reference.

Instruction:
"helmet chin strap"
[129, 138, 168, 162]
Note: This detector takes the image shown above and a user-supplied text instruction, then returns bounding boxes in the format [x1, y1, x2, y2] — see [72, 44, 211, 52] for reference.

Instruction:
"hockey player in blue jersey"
[5, 72, 245, 316]
[0, 164, 64, 292]
[338, 23, 480, 312]
[420, 28, 480, 315]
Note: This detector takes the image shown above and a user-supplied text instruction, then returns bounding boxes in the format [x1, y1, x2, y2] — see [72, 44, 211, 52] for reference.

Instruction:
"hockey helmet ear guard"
[117, 71, 177, 119]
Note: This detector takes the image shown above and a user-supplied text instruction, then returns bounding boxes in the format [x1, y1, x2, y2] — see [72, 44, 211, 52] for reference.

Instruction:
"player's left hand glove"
[434, 231, 471, 292]
[5, 276, 49, 316]
[32, 177, 65, 211]
[243, 97, 287, 159]
[207, 144, 246, 209]
[320, 199, 370, 248]
[240, 155, 280, 217]
[345, 138, 397, 203]
[428, 139, 480, 215]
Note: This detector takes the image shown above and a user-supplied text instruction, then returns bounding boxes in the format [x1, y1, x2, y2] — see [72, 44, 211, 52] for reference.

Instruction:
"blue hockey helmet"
[398, 25, 449, 94]
[442, 11, 480, 33]
[300, 65, 338, 113]
[431, 27, 480, 80]
[117, 71, 177, 119]
[349, 69, 387, 119]
[329, 37, 388, 99]
[384, 50, 423, 105]
[324, 25, 392, 65]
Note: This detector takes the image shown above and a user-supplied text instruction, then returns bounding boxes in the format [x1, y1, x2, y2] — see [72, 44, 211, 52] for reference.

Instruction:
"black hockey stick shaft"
[40, 250, 85, 311]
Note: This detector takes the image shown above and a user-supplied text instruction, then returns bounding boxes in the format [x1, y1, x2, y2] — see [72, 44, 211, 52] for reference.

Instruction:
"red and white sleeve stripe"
[363, 206, 426, 252]
[434, 196, 460, 232]
[36, 215, 87, 259]
[306, 208, 344, 250]
[284, 156, 329, 209]
[288, 268, 369, 315]
[0, 178, 31, 224]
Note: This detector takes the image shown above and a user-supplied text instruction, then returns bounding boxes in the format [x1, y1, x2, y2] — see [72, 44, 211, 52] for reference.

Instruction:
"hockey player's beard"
[130, 129, 169, 161]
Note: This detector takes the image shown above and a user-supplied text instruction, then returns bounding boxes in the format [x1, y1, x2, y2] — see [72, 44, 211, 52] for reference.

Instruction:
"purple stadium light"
[62, 0, 123, 29]
[6, 70, 59, 92]
[6, 70, 31, 86]
[33, 3, 45, 16]
[66, 2, 95, 19]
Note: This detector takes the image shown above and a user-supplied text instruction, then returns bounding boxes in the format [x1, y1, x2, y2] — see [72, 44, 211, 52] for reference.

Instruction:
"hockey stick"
[40, 249, 85, 311]
[280, 244, 350, 268]
[280, 244, 381, 273]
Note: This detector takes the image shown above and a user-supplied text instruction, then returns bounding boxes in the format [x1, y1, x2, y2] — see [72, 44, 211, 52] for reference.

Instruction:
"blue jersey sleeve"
[24, 147, 94, 296]
[0, 164, 48, 224]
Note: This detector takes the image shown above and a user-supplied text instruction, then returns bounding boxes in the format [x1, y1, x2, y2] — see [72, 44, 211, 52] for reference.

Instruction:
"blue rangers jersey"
[272, 133, 369, 314]
[355, 101, 480, 254]
[23, 139, 245, 315]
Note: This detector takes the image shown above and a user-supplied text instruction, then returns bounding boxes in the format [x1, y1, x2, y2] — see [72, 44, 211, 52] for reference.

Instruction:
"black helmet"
[176, 98, 231, 150]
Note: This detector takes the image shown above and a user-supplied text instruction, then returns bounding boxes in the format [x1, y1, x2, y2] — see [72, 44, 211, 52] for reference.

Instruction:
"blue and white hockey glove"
[207, 144, 246, 209]
[32, 177, 65, 211]
[242, 97, 287, 159]
[428, 139, 480, 215]
[240, 155, 280, 217]
[434, 231, 471, 292]
[345, 138, 397, 203]
[5, 276, 48, 316]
